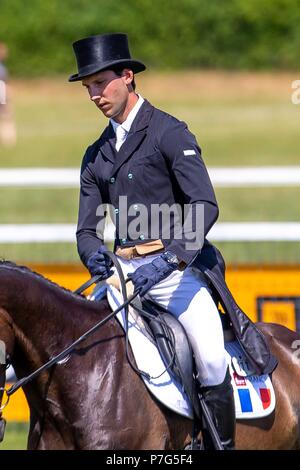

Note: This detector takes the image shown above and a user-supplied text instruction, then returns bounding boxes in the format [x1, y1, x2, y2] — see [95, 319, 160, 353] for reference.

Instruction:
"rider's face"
[82, 69, 134, 123]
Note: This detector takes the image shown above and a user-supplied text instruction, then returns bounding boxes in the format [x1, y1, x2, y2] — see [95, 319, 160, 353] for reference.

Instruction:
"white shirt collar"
[110, 94, 144, 134]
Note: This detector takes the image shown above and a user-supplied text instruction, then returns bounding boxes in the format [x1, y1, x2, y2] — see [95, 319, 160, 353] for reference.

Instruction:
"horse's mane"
[0, 259, 88, 302]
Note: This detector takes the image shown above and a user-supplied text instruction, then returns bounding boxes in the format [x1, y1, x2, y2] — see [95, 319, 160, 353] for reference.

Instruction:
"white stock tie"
[115, 125, 127, 152]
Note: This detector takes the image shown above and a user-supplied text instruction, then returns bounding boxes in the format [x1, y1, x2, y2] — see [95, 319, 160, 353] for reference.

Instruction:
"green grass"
[216, 187, 300, 222]
[0, 186, 298, 225]
[0, 188, 79, 223]
[170, 103, 300, 166]
[0, 72, 299, 264]
[2, 72, 300, 168]
[215, 242, 300, 265]
[0, 422, 28, 450]
[0, 243, 79, 264]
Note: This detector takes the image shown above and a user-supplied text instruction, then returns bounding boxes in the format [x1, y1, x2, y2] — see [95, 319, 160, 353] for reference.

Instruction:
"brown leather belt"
[115, 239, 165, 260]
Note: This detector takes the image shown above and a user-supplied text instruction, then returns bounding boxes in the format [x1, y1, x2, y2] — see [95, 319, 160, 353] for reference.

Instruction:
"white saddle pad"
[104, 285, 275, 420]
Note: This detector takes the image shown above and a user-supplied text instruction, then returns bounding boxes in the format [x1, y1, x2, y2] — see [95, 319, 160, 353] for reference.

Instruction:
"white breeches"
[117, 254, 228, 387]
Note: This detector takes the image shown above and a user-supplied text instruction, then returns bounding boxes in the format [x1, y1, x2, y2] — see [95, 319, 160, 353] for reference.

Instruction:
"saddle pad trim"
[225, 341, 276, 419]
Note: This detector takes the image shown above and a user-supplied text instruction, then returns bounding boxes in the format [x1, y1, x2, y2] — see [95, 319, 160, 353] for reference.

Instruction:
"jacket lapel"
[99, 123, 116, 163]
[111, 100, 154, 175]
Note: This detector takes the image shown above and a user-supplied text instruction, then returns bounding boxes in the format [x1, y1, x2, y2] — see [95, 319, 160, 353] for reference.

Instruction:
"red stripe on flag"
[259, 388, 271, 409]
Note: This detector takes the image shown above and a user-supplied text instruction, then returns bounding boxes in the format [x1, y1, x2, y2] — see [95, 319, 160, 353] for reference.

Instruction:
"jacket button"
[127, 173, 133, 180]
[121, 238, 127, 244]
[139, 234, 145, 240]
[110, 177, 115, 183]
[114, 208, 119, 214]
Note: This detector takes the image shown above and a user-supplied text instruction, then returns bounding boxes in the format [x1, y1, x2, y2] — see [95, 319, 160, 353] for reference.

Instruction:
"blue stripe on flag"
[238, 389, 253, 412]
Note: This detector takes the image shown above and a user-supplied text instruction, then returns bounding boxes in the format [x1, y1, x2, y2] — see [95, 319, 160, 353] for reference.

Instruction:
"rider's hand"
[127, 251, 179, 297]
[87, 246, 113, 279]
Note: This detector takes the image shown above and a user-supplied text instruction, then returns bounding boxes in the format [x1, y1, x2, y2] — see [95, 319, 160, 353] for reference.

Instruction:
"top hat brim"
[68, 58, 146, 82]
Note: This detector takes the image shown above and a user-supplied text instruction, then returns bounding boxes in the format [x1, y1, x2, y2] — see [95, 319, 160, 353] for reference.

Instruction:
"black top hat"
[69, 33, 146, 82]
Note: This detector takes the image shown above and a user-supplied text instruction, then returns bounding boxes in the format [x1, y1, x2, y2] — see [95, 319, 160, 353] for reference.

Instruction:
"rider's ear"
[121, 69, 134, 87]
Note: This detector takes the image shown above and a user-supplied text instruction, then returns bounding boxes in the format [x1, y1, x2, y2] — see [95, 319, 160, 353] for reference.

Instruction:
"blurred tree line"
[1, 0, 300, 76]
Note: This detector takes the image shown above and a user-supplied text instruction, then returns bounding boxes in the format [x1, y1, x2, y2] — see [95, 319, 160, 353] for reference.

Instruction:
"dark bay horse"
[0, 260, 300, 450]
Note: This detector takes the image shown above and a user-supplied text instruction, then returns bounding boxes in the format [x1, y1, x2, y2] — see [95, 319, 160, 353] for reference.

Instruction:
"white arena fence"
[1, 167, 300, 188]
[0, 222, 299, 243]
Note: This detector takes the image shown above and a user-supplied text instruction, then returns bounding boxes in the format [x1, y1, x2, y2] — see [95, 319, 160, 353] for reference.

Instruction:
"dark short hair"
[110, 66, 136, 90]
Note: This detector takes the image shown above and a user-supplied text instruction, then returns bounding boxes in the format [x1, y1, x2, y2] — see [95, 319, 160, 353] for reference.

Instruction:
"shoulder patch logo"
[183, 149, 196, 156]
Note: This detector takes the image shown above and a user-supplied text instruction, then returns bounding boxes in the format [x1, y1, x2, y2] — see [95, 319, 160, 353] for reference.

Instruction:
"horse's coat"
[0, 261, 300, 450]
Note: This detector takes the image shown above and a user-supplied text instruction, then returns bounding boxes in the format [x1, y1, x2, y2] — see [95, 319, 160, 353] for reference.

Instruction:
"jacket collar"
[99, 99, 154, 170]
[98, 123, 115, 163]
[110, 94, 144, 134]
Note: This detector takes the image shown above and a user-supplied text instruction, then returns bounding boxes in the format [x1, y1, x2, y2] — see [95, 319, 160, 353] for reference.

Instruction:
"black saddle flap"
[142, 299, 200, 418]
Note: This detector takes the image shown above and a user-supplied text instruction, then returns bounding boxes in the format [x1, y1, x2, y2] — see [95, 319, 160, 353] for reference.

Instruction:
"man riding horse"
[69, 33, 277, 450]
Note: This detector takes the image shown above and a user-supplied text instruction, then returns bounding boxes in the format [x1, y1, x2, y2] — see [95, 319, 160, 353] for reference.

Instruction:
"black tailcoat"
[77, 99, 277, 375]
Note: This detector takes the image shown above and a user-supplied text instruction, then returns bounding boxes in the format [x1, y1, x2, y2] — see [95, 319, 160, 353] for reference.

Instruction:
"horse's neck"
[0, 266, 90, 369]
[1, 263, 124, 371]
[9, 277, 67, 342]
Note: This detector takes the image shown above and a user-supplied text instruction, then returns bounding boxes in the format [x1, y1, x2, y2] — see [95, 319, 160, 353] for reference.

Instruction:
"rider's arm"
[76, 145, 106, 268]
[159, 118, 219, 266]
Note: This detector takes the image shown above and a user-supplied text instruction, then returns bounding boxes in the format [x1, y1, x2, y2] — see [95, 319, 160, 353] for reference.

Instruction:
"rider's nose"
[90, 93, 101, 102]
[89, 87, 101, 102]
